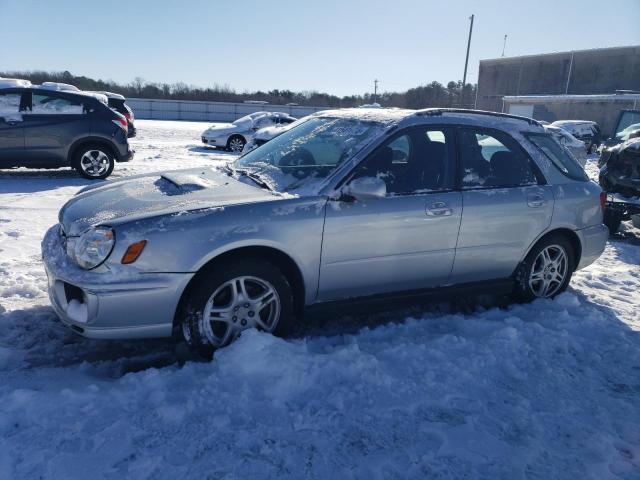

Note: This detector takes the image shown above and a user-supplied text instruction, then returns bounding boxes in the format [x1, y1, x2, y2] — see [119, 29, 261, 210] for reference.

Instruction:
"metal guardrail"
[126, 97, 331, 122]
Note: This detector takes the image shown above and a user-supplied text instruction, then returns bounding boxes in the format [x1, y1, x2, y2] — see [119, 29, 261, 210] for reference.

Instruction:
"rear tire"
[74, 144, 115, 180]
[178, 257, 295, 357]
[603, 208, 623, 234]
[514, 234, 575, 303]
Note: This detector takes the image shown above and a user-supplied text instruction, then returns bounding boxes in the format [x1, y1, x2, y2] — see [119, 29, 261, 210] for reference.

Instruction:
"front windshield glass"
[234, 116, 384, 192]
[617, 123, 640, 140]
[616, 111, 640, 137]
[233, 114, 254, 125]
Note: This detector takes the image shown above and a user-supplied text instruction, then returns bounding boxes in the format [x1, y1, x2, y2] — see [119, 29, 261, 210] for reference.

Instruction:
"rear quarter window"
[525, 132, 588, 181]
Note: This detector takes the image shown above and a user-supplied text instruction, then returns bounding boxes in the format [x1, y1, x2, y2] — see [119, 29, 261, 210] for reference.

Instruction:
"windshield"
[233, 114, 254, 126]
[234, 116, 384, 192]
[617, 122, 640, 140]
[615, 111, 640, 137]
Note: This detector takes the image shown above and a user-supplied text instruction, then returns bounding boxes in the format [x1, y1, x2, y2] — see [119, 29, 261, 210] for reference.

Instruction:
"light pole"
[462, 14, 474, 88]
[373, 79, 379, 104]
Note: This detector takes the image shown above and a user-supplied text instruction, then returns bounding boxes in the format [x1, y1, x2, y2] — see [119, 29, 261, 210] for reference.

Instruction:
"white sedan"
[201, 111, 296, 152]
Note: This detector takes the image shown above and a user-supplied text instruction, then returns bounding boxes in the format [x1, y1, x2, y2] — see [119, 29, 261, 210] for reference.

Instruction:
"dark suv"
[93, 91, 136, 137]
[0, 86, 133, 179]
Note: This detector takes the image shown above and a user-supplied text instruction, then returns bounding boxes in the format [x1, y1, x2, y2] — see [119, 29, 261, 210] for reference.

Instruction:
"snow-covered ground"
[1, 120, 639, 479]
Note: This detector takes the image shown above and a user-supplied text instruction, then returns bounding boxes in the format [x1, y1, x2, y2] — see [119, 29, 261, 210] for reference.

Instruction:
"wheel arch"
[520, 227, 582, 271]
[67, 137, 118, 166]
[172, 245, 306, 333]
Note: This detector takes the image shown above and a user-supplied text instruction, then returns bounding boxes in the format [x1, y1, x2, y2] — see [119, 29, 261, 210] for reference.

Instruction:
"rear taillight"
[123, 112, 132, 121]
[599, 192, 606, 211]
[112, 117, 128, 133]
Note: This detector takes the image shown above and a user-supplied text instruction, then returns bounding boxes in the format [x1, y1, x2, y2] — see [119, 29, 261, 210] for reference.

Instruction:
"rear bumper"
[42, 225, 191, 340]
[117, 147, 134, 162]
[575, 224, 608, 270]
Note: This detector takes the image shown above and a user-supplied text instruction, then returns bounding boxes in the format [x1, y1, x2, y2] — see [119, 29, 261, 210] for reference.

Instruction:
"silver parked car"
[201, 111, 297, 152]
[42, 108, 608, 354]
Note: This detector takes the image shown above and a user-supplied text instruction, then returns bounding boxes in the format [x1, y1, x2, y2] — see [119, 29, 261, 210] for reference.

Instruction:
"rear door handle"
[426, 201, 453, 217]
[527, 194, 546, 207]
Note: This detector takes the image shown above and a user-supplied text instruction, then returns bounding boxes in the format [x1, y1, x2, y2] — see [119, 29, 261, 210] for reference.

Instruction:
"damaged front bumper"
[41, 225, 192, 340]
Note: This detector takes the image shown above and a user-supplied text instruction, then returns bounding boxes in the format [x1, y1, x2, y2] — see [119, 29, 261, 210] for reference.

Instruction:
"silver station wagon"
[42, 108, 608, 354]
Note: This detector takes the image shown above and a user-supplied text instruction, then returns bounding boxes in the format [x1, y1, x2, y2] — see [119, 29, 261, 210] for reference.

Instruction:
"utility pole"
[373, 79, 379, 103]
[462, 14, 474, 88]
[502, 34, 508, 57]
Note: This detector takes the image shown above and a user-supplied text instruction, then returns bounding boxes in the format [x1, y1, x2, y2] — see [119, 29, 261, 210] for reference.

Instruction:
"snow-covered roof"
[313, 107, 415, 124]
[552, 120, 598, 126]
[0, 77, 32, 88]
[87, 90, 125, 100]
[39, 82, 80, 92]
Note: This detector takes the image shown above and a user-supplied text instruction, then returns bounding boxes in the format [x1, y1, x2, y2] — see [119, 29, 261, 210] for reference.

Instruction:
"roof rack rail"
[414, 108, 542, 126]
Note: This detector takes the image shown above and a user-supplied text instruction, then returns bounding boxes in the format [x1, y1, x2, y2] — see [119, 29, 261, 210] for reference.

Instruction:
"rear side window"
[526, 133, 588, 181]
[30, 93, 85, 114]
[0, 92, 22, 114]
[458, 128, 537, 188]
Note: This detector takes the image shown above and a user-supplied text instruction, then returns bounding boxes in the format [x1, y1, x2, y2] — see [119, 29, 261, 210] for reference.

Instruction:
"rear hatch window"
[525, 132, 588, 181]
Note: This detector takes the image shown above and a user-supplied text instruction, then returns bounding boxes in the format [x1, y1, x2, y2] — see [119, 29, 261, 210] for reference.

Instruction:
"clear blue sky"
[1, 0, 639, 96]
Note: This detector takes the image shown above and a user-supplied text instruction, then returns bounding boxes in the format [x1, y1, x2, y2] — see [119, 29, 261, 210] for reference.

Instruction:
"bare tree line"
[1, 70, 477, 109]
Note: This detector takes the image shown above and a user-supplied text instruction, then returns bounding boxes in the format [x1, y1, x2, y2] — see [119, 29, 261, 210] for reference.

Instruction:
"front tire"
[227, 135, 246, 153]
[514, 234, 575, 302]
[179, 258, 295, 356]
[74, 144, 115, 180]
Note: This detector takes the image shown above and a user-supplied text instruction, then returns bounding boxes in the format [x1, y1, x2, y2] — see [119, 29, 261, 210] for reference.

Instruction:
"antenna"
[502, 34, 508, 57]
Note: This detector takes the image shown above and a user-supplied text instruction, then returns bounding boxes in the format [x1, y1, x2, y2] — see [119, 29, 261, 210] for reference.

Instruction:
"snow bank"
[1, 293, 639, 479]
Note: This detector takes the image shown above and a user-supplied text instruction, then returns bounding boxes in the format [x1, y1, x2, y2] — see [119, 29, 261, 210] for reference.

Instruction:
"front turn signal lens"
[121, 240, 147, 264]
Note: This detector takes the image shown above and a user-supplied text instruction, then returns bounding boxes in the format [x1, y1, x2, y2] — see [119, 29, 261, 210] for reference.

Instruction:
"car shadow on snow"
[188, 145, 239, 157]
[0, 169, 97, 193]
[1, 306, 191, 378]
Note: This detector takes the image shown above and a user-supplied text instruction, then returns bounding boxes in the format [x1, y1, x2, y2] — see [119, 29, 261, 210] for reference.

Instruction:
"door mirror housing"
[342, 176, 387, 200]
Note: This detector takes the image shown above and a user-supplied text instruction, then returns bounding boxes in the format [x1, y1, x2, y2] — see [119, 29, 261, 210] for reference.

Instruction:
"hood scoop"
[159, 171, 220, 195]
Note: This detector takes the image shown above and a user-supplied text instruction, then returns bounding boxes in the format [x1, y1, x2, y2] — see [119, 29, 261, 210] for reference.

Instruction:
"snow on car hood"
[203, 123, 236, 134]
[59, 167, 277, 236]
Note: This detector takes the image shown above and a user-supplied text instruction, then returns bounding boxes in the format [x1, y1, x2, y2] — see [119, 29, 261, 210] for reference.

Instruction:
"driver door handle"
[426, 201, 453, 217]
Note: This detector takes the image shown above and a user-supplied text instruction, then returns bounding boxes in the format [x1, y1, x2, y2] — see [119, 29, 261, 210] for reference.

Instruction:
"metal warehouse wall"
[476, 46, 640, 112]
[126, 98, 330, 122]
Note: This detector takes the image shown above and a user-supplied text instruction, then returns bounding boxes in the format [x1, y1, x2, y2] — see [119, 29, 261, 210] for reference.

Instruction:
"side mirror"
[342, 176, 387, 200]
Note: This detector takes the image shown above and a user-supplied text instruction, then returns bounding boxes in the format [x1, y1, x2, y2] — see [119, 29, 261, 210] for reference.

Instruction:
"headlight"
[73, 227, 115, 269]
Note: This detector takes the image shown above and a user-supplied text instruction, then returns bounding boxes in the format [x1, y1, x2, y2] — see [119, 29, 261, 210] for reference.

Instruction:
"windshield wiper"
[234, 168, 273, 191]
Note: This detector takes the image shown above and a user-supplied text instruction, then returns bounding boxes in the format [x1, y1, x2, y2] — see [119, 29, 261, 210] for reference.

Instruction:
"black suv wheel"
[74, 144, 115, 180]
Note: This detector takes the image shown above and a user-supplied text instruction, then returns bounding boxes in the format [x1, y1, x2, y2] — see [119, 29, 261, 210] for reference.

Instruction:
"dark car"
[599, 137, 640, 233]
[0, 85, 133, 179]
[92, 91, 136, 137]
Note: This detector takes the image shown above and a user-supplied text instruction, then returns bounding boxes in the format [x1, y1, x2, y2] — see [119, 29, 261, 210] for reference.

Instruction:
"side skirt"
[305, 278, 515, 317]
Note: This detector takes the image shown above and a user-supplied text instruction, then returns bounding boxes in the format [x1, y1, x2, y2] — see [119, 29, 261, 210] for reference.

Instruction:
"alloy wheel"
[229, 138, 244, 152]
[80, 150, 110, 177]
[528, 244, 568, 298]
[190, 276, 281, 348]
